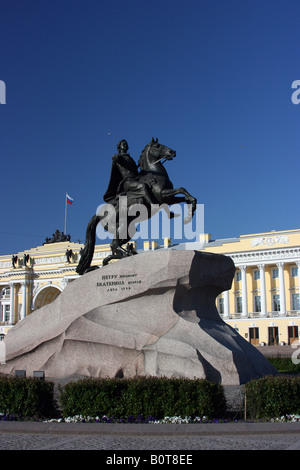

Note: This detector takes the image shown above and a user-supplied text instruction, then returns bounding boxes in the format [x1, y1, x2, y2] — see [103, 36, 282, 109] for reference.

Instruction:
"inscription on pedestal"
[97, 273, 142, 292]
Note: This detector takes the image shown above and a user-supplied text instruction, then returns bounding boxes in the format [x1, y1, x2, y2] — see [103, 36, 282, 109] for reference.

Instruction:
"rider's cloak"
[103, 153, 139, 203]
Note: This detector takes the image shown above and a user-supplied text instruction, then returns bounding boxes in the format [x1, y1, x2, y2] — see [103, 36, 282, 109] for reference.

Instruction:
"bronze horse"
[76, 139, 197, 273]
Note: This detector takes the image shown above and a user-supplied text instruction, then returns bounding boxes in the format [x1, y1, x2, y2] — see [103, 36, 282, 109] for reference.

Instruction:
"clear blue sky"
[0, 0, 299, 255]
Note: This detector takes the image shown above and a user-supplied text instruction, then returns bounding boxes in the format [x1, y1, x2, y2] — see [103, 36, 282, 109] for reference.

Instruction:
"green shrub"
[266, 356, 300, 374]
[59, 377, 128, 418]
[59, 376, 226, 419]
[0, 376, 59, 419]
[244, 375, 300, 419]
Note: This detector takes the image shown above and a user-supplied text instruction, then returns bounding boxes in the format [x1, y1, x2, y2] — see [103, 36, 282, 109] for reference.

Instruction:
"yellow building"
[144, 228, 300, 346]
[0, 230, 112, 340]
[1, 227, 299, 349]
[199, 229, 300, 346]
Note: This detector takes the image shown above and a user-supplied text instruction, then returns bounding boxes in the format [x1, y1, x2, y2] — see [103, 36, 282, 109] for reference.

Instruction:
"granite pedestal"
[0, 250, 276, 385]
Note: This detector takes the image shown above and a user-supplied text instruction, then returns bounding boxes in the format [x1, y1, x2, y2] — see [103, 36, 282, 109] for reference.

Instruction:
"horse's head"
[138, 138, 176, 169]
[149, 137, 176, 161]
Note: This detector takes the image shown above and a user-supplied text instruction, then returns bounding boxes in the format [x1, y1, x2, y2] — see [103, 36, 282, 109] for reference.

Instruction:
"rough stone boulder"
[0, 250, 276, 384]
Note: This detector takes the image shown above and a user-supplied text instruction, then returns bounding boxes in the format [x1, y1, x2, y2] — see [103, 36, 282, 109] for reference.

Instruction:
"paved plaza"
[0, 421, 300, 451]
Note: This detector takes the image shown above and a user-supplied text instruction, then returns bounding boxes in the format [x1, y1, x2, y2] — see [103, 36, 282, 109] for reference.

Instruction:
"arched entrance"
[33, 285, 62, 311]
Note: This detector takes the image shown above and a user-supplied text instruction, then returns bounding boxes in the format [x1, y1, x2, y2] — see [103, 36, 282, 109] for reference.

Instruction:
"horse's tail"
[76, 214, 101, 275]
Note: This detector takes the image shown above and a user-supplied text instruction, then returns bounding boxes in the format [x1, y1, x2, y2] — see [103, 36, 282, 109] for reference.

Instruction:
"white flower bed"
[2, 411, 300, 424]
[271, 414, 300, 422]
[43, 415, 206, 424]
[148, 416, 203, 424]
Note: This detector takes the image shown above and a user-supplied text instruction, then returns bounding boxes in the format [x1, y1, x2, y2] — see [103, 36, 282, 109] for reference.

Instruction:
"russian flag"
[66, 194, 74, 205]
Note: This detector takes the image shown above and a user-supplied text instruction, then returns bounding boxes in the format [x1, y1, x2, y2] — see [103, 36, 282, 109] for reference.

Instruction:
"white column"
[223, 290, 230, 318]
[9, 282, 15, 324]
[241, 265, 248, 317]
[277, 262, 286, 315]
[21, 281, 28, 320]
[258, 264, 267, 317]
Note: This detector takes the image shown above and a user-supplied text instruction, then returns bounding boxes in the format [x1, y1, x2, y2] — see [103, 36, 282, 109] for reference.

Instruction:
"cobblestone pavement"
[1, 431, 300, 450]
[1, 422, 300, 451]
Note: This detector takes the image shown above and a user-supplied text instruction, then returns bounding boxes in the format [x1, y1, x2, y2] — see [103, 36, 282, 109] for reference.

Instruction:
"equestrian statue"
[76, 138, 197, 274]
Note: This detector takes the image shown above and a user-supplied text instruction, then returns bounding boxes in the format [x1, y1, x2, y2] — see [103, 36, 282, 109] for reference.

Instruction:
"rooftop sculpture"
[44, 229, 71, 244]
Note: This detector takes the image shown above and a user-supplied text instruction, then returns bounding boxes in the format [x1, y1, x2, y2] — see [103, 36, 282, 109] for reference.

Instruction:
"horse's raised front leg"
[160, 188, 197, 223]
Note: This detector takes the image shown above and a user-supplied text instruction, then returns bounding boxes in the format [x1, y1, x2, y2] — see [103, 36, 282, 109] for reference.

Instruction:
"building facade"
[199, 229, 300, 346]
[1, 228, 299, 348]
[0, 231, 112, 340]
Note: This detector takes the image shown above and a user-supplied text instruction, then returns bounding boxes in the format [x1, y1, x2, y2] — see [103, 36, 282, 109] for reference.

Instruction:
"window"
[253, 270, 260, 280]
[292, 267, 299, 278]
[1, 304, 10, 323]
[273, 294, 280, 312]
[292, 293, 300, 311]
[272, 268, 279, 279]
[236, 296, 242, 313]
[4, 305, 10, 322]
[236, 271, 241, 282]
[268, 326, 279, 346]
[254, 295, 261, 313]
[288, 326, 299, 345]
[0, 287, 10, 299]
[249, 327, 259, 345]
[218, 297, 224, 314]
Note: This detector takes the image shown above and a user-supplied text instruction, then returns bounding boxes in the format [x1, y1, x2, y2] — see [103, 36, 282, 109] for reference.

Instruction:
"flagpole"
[64, 193, 67, 235]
